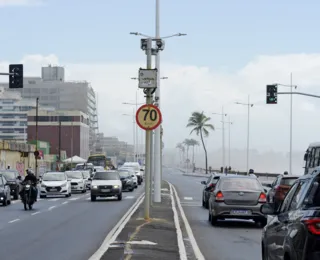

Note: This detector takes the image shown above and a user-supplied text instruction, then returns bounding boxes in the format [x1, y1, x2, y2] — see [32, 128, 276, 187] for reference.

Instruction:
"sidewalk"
[177, 168, 208, 178]
[100, 181, 180, 260]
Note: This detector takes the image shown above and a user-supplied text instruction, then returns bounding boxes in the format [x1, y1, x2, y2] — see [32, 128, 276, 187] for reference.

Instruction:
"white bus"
[304, 142, 320, 175]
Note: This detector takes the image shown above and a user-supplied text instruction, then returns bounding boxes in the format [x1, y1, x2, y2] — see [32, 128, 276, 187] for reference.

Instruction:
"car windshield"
[66, 171, 83, 179]
[82, 171, 90, 178]
[118, 171, 130, 178]
[220, 178, 262, 191]
[93, 172, 120, 180]
[43, 173, 66, 181]
[281, 177, 298, 186]
[1, 171, 16, 180]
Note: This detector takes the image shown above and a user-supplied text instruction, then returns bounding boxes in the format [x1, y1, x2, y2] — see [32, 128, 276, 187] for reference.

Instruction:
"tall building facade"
[27, 109, 90, 159]
[0, 87, 36, 142]
[0, 65, 99, 153]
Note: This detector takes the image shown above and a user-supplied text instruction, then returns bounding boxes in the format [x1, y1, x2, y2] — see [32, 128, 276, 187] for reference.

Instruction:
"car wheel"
[205, 200, 209, 209]
[91, 195, 96, 201]
[208, 210, 212, 221]
[118, 193, 122, 201]
[129, 187, 134, 192]
[255, 218, 268, 228]
[3, 196, 7, 206]
[40, 195, 46, 199]
[68, 193, 71, 197]
[14, 190, 19, 200]
[82, 188, 86, 193]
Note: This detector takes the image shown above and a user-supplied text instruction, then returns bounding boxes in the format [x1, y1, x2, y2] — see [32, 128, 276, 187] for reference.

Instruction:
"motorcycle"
[21, 181, 36, 210]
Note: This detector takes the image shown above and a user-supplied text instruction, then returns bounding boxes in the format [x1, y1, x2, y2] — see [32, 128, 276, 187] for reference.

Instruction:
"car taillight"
[302, 218, 320, 235]
[258, 192, 267, 203]
[215, 191, 224, 202]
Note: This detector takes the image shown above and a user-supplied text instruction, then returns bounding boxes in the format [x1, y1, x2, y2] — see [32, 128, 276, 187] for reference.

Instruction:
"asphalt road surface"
[0, 187, 144, 260]
[164, 167, 262, 260]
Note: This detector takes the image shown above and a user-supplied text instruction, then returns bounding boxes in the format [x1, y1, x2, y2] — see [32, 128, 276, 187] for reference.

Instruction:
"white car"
[90, 171, 122, 201]
[121, 162, 143, 184]
[40, 172, 71, 198]
[81, 170, 91, 189]
[66, 171, 87, 193]
[118, 168, 138, 188]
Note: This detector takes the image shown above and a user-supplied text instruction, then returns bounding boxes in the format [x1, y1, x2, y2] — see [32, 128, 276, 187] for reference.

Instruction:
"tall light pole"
[130, 13, 186, 203]
[268, 75, 297, 175]
[212, 107, 227, 173]
[225, 116, 233, 169]
[123, 112, 136, 161]
[235, 95, 254, 174]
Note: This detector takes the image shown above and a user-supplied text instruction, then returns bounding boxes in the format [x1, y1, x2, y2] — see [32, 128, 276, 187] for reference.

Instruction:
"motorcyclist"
[284, 171, 288, 175]
[21, 169, 38, 201]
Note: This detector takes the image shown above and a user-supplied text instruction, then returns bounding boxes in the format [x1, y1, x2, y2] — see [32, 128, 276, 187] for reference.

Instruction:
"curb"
[182, 173, 208, 178]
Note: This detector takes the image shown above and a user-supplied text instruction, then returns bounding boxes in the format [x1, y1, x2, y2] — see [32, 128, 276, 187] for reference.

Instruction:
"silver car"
[208, 175, 267, 226]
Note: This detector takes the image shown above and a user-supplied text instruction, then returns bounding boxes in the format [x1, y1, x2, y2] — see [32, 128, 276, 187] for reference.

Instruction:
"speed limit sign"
[136, 104, 162, 130]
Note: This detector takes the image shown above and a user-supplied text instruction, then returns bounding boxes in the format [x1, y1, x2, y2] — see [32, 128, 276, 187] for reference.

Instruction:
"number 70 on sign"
[136, 104, 162, 131]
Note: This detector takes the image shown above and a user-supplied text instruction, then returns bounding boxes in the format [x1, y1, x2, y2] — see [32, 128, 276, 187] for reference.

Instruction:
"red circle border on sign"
[136, 104, 162, 131]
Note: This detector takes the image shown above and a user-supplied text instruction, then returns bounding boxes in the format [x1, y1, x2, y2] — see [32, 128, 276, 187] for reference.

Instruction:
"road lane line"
[48, 206, 56, 211]
[48, 198, 60, 201]
[62, 201, 68, 205]
[8, 219, 20, 223]
[169, 181, 205, 260]
[124, 196, 135, 199]
[68, 197, 79, 201]
[88, 192, 145, 260]
[31, 211, 41, 216]
[169, 182, 187, 260]
[183, 197, 193, 200]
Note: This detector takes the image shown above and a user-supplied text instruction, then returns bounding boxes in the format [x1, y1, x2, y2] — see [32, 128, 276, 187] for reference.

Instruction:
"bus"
[87, 154, 115, 170]
[304, 142, 320, 175]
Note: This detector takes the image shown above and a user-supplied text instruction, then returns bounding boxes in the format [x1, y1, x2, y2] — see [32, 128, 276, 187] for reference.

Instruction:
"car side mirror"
[201, 181, 206, 185]
[140, 169, 144, 171]
[260, 203, 278, 215]
[264, 188, 268, 193]
[131, 175, 135, 177]
[88, 178, 92, 181]
[266, 183, 272, 188]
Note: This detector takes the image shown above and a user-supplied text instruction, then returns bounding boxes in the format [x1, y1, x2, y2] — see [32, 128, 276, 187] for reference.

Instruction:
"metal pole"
[136, 90, 139, 162]
[132, 108, 136, 161]
[59, 119, 62, 167]
[150, 131, 154, 206]
[222, 106, 225, 173]
[35, 97, 39, 178]
[246, 95, 250, 175]
[144, 38, 153, 220]
[153, 0, 161, 203]
[71, 121, 73, 165]
[289, 73, 293, 175]
[228, 116, 231, 168]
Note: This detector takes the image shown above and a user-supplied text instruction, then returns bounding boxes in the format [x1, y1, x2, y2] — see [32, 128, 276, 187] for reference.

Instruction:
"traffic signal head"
[266, 84, 278, 104]
[9, 64, 23, 89]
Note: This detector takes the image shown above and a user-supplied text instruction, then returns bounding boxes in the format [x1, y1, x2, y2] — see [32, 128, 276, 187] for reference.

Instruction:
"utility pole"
[225, 116, 233, 169]
[289, 73, 293, 175]
[58, 118, 62, 168]
[35, 97, 39, 178]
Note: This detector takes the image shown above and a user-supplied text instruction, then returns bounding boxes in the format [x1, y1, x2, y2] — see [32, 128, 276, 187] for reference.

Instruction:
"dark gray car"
[208, 175, 267, 226]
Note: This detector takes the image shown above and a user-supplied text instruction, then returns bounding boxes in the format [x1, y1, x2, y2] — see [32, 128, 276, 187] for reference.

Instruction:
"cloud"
[1, 53, 320, 173]
[0, 0, 43, 6]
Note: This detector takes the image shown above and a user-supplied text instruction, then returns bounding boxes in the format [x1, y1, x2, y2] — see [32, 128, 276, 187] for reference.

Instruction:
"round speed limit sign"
[136, 104, 162, 131]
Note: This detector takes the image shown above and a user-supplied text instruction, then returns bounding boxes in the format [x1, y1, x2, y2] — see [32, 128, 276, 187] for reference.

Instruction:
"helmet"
[284, 171, 288, 175]
[249, 169, 254, 174]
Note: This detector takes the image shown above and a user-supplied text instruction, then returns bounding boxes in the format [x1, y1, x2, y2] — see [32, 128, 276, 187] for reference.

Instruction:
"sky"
[1, 0, 320, 173]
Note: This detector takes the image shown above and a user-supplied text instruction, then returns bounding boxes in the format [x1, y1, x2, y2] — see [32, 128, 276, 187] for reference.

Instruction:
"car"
[81, 170, 91, 189]
[267, 174, 300, 209]
[40, 171, 71, 198]
[208, 175, 268, 226]
[118, 168, 138, 188]
[66, 170, 87, 193]
[121, 162, 143, 184]
[261, 169, 320, 260]
[0, 174, 11, 206]
[1, 170, 22, 200]
[90, 171, 122, 201]
[118, 170, 135, 192]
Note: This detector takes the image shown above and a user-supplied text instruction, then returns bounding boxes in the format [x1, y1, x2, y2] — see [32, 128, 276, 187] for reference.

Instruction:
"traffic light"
[266, 84, 278, 104]
[9, 64, 23, 89]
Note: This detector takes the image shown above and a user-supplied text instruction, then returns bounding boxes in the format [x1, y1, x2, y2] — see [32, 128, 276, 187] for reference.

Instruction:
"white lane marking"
[183, 197, 193, 200]
[31, 211, 41, 216]
[124, 196, 135, 199]
[169, 182, 205, 260]
[86, 198, 90, 200]
[62, 201, 68, 205]
[169, 182, 187, 260]
[48, 206, 56, 211]
[48, 198, 60, 202]
[68, 197, 79, 201]
[88, 192, 145, 260]
[8, 219, 20, 223]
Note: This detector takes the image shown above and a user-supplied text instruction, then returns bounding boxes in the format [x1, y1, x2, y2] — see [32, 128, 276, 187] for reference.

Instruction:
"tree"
[186, 111, 214, 174]
[176, 143, 185, 166]
[188, 138, 200, 166]
[183, 139, 193, 168]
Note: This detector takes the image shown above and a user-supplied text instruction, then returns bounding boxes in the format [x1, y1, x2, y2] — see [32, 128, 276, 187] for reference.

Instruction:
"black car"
[118, 171, 134, 192]
[261, 170, 320, 260]
[1, 170, 22, 200]
[0, 174, 11, 206]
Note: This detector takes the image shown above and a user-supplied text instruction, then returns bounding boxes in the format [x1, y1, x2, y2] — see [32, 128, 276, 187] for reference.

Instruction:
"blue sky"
[1, 0, 320, 70]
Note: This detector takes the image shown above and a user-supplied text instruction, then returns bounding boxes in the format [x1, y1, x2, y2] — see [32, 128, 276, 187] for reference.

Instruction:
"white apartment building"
[0, 88, 36, 142]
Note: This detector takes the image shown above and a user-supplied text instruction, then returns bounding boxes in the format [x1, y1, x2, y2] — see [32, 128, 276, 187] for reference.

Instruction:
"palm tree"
[176, 143, 184, 166]
[188, 138, 200, 166]
[186, 111, 214, 174]
[183, 139, 192, 168]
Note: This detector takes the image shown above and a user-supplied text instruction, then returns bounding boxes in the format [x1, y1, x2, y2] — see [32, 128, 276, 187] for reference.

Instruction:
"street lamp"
[235, 95, 254, 175]
[212, 107, 227, 173]
[225, 117, 233, 169]
[267, 75, 297, 175]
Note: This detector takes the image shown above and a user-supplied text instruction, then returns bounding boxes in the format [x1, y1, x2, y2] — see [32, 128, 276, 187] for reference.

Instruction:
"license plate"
[72, 187, 77, 189]
[101, 189, 110, 192]
[231, 210, 251, 215]
[50, 189, 57, 191]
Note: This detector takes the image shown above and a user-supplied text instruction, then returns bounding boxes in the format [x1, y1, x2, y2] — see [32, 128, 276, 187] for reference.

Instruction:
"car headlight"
[61, 183, 67, 187]
[41, 184, 46, 188]
[113, 185, 119, 188]
[92, 185, 98, 189]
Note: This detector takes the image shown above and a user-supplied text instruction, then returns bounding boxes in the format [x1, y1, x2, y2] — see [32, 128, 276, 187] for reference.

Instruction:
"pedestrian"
[7, 165, 10, 169]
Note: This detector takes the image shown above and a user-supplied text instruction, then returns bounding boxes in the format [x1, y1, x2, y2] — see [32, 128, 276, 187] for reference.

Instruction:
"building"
[0, 87, 36, 142]
[99, 135, 134, 161]
[27, 109, 90, 160]
[0, 65, 99, 153]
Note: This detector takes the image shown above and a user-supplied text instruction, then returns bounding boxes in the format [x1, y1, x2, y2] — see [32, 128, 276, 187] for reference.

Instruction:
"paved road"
[0, 187, 144, 260]
[164, 168, 262, 260]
